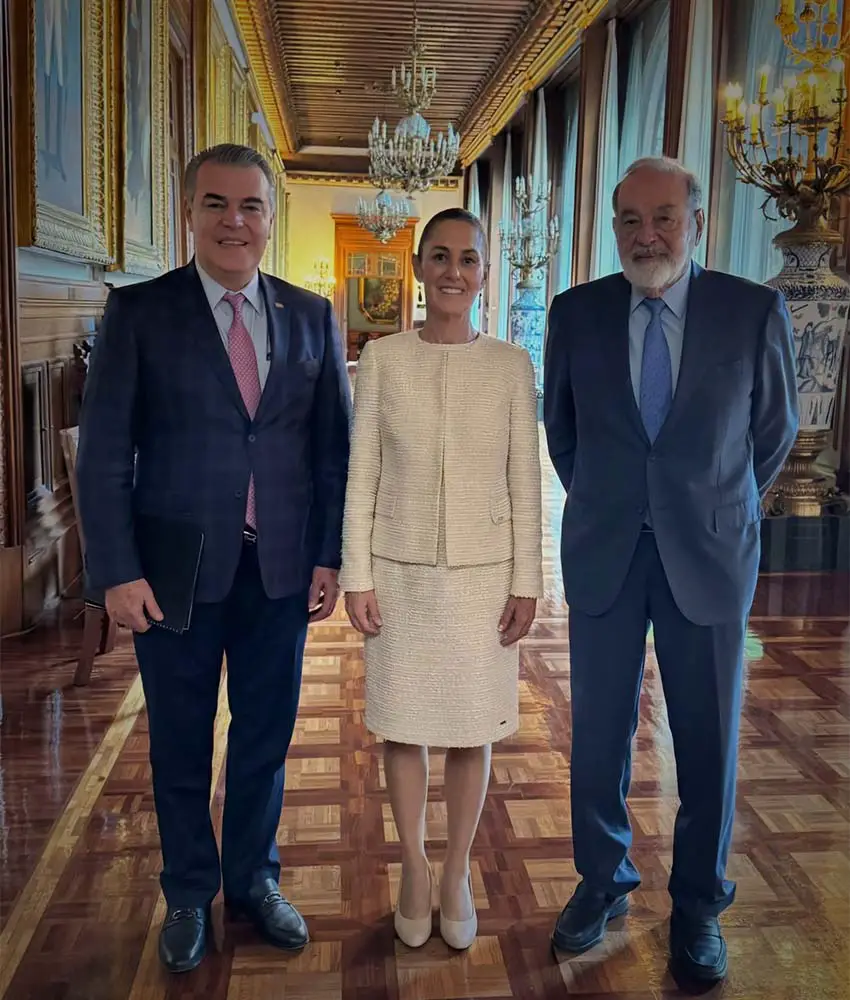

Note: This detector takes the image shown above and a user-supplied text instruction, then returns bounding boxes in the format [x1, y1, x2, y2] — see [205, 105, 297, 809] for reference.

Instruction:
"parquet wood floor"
[1, 447, 848, 999]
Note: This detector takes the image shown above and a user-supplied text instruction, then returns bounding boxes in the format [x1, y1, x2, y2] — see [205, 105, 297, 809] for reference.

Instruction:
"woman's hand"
[498, 596, 537, 646]
[345, 590, 383, 635]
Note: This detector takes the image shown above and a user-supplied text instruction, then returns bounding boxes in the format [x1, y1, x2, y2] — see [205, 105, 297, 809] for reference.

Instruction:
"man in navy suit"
[76, 144, 351, 972]
[543, 157, 798, 988]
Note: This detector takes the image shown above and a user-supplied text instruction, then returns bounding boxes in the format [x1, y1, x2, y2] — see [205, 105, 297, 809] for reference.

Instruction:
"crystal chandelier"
[368, 112, 459, 195]
[303, 258, 335, 299]
[367, 2, 460, 194]
[721, 1, 850, 233]
[499, 176, 561, 285]
[356, 189, 410, 243]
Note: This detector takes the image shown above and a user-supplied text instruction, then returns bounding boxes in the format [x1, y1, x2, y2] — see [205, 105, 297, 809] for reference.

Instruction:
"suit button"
[235, 491, 243, 499]
[648, 454, 656, 462]
[248, 434, 256, 443]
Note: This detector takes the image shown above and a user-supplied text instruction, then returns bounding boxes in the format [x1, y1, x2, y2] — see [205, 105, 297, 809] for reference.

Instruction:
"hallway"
[0, 453, 848, 1000]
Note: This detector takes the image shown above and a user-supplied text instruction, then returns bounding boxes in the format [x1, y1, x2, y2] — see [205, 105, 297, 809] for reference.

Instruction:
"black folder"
[85, 514, 205, 634]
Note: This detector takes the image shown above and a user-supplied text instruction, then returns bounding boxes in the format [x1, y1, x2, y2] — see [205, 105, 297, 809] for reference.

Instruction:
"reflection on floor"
[1, 453, 848, 1000]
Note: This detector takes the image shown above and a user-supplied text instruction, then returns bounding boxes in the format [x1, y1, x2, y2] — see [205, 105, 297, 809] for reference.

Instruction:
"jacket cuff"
[338, 565, 374, 592]
[510, 569, 544, 599]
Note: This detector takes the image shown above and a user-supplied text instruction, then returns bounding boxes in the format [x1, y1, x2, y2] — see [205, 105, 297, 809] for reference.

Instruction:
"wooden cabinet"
[332, 214, 416, 362]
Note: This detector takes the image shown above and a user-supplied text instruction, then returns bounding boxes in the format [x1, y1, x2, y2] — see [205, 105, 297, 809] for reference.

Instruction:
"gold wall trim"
[233, 0, 299, 153]
[117, 0, 170, 276]
[458, 0, 606, 166]
[13, 0, 114, 264]
[286, 172, 460, 190]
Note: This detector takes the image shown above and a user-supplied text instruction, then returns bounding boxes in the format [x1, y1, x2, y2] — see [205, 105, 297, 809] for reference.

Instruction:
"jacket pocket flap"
[714, 496, 762, 531]
[375, 491, 396, 518]
[291, 357, 320, 379]
[490, 490, 512, 523]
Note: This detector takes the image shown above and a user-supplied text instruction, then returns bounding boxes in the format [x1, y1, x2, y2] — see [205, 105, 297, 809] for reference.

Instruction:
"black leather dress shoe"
[158, 906, 210, 973]
[669, 909, 728, 989]
[551, 881, 629, 954]
[227, 876, 309, 951]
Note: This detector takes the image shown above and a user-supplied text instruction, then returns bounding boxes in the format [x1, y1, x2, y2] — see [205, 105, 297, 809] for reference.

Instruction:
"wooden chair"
[60, 427, 116, 686]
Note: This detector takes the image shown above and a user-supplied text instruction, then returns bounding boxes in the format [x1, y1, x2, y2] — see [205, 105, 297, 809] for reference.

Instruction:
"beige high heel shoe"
[439, 873, 478, 950]
[394, 860, 435, 948]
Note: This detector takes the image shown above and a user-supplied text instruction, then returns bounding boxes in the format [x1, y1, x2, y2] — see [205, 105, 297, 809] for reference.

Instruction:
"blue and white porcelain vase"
[766, 228, 848, 515]
[509, 278, 546, 397]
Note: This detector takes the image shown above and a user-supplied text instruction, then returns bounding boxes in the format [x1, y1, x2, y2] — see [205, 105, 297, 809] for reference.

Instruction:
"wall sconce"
[304, 259, 336, 299]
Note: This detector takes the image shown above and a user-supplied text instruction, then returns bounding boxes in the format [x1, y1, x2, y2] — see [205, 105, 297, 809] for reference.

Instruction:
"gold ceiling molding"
[286, 171, 461, 190]
[458, 0, 607, 165]
[232, 0, 300, 153]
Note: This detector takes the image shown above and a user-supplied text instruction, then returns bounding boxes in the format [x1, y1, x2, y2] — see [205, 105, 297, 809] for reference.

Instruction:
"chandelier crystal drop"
[368, 113, 460, 195]
[356, 189, 411, 243]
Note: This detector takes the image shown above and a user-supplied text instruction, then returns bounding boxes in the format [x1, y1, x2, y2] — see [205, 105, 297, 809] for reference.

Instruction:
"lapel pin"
[274, 302, 284, 309]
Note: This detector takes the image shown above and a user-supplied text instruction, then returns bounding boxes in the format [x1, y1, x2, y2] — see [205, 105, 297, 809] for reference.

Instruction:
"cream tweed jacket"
[339, 330, 544, 597]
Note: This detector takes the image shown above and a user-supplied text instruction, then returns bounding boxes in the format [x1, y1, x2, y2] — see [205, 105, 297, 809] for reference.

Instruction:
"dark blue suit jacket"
[543, 264, 799, 626]
[76, 261, 351, 603]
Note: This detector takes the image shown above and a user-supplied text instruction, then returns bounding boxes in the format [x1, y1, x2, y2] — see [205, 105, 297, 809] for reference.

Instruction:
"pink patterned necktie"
[223, 292, 261, 528]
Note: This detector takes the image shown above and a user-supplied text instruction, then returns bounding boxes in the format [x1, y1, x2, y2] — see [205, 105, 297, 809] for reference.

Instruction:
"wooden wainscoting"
[7, 275, 107, 631]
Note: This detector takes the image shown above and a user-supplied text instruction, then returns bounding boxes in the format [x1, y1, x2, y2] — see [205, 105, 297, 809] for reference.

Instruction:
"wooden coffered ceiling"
[234, 0, 606, 171]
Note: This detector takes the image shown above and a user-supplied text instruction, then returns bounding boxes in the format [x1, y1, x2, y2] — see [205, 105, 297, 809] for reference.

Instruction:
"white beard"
[622, 252, 686, 292]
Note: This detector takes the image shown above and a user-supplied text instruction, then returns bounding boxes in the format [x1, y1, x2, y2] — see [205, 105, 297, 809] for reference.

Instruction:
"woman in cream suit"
[340, 208, 543, 951]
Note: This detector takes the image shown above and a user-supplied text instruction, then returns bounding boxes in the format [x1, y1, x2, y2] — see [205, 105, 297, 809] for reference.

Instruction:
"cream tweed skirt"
[364, 549, 519, 748]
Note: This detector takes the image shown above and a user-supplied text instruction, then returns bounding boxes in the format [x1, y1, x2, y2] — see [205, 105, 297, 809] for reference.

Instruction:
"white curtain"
[531, 89, 548, 193]
[713, 0, 792, 282]
[553, 83, 580, 296]
[678, 0, 714, 265]
[619, 1, 670, 176]
[496, 132, 513, 339]
[618, 21, 645, 176]
[591, 19, 621, 280]
[530, 88, 549, 294]
[466, 162, 482, 329]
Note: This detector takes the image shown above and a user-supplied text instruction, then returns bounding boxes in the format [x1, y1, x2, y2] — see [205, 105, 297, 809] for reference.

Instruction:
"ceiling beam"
[457, 0, 607, 166]
[232, 0, 301, 152]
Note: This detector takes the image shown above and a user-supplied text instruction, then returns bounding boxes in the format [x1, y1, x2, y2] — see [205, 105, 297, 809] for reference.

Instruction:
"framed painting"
[357, 277, 402, 326]
[13, 0, 114, 263]
[119, 0, 169, 275]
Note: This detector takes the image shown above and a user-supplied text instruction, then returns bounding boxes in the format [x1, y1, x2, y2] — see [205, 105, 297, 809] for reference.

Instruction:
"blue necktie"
[639, 298, 672, 442]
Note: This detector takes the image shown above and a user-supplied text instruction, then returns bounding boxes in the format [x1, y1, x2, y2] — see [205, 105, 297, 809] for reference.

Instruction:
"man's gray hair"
[612, 156, 703, 215]
[184, 143, 276, 210]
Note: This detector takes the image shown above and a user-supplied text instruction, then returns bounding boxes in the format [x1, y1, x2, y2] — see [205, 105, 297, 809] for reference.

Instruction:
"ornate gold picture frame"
[13, 0, 114, 264]
[118, 0, 169, 276]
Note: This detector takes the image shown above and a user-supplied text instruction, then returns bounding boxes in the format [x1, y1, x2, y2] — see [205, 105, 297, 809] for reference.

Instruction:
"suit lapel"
[609, 274, 650, 444]
[254, 272, 290, 424]
[183, 261, 250, 419]
[656, 262, 710, 443]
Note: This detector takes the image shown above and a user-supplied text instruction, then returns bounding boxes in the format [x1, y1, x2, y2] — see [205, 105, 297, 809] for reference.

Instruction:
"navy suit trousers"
[568, 531, 745, 917]
[134, 542, 308, 908]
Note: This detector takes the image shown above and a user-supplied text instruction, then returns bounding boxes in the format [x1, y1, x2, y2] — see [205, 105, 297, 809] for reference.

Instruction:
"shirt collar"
[195, 260, 262, 314]
[629, 259, 692, 319]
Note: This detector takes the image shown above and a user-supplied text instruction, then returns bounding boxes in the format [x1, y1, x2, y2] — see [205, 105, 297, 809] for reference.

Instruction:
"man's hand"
[498, 596, 537, 646]
[308, 567, 339, 623]
[344, 590, 382, 635]
[105, 579, 164, 633]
